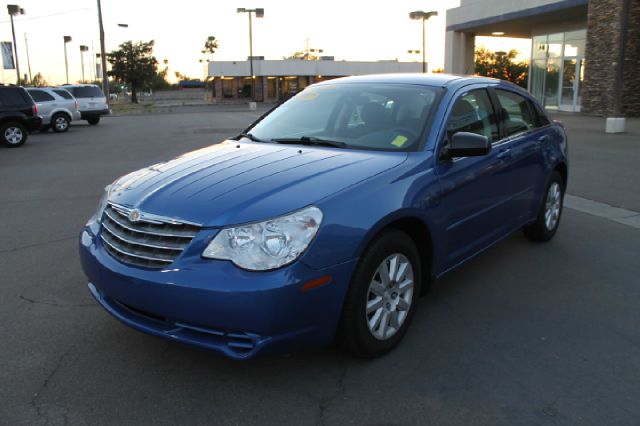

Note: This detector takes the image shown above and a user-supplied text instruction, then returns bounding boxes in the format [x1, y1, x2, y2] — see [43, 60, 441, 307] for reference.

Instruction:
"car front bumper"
[79, 223, 357, 359]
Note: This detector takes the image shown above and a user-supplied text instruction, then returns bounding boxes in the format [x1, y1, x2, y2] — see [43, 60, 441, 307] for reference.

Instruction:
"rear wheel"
[87, 117, 100, 125]
[51, 113, 70, 133]
[2, 122, 27, 147]
[339, 229, 421, 358]
[523, 171, 564, 242]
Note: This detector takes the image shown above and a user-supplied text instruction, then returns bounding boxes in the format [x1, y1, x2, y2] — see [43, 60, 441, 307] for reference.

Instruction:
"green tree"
[474, 47, 529, 88]
[107, 40, 158, 103]
[202, 36, 218, 59]
[151, 60, 171, 91]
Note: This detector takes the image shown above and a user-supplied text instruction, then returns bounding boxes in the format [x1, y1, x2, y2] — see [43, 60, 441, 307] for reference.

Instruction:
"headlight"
[203, 206, 323, 271]
[91, 184, 111, 223]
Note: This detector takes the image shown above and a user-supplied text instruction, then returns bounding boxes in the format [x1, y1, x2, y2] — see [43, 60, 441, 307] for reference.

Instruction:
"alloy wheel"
[365, 253, 414, 340]
[5, 127, 23, 145]
[55, 116, 68, 131]
[544, 182, 561, 231]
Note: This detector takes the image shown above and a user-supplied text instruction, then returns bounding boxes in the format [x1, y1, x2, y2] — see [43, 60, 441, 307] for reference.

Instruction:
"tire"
[339, 229, 422, 358]
[87, 117, 100, 125]
[523, 171, 564, 242]
[51, 113, 70, 133]
[2, 122, 27, 147]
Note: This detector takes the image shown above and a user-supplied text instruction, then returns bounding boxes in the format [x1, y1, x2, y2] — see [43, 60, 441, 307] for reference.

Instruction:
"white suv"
[26, 87, 81, 133]
[63, 84, 110, 125]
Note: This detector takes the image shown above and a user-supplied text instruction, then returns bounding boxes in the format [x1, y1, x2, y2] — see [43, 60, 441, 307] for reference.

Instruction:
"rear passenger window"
[29, 90, 55, 102]
[446, 89, 499, 143]
[53, 90, 73, 100]
[495, 89, 537, 136]
[0, 88, 29, 106]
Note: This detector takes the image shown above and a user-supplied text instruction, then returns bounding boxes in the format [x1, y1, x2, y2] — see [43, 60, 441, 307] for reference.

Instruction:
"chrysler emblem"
[129, 209, 141, 222]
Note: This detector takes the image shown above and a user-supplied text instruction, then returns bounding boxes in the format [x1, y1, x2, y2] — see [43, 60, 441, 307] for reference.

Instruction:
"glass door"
[559, 57, 583, 112]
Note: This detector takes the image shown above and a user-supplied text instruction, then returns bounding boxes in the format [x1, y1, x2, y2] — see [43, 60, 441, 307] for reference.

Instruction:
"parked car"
[63, 84, 110, 125]
[0, 86, 42, 147]
[80, 74, 568, 359]
[26, 87, 80, 133]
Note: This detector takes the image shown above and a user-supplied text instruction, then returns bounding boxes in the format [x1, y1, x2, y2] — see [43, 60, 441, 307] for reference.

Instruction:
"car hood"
[108, 141, 408, 227]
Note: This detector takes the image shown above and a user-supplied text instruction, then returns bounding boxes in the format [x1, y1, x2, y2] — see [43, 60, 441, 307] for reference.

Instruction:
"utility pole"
[24, 33, 31, 83]
[80, 45, 89, 82]
[7, 5, 24, 84]
[97, 0, 109, 102]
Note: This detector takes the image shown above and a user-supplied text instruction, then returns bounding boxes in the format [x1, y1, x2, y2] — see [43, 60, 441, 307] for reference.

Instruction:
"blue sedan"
[79, 74, 568, 359]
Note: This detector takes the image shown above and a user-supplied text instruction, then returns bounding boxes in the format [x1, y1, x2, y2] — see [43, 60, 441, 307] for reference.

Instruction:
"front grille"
[100, 204, 200, 269]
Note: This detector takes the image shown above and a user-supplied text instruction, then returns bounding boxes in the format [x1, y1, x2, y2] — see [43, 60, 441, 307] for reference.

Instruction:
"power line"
[0, 8, 89, 25]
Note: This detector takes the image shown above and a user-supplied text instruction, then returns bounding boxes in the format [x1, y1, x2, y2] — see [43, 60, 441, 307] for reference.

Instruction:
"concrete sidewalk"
[551, 113, 640, 212]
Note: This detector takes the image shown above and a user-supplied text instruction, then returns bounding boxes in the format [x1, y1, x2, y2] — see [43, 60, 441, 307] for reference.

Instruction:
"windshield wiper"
[234, 132, 265, 142]
[270, 136, 347, 149]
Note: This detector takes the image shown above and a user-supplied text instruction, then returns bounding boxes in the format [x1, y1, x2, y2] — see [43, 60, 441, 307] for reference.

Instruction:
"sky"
[0, 0, 531, 85]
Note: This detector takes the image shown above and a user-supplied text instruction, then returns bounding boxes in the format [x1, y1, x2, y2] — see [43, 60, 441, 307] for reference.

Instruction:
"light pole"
[80, 45, 89, 82]
[63, 36, 72, 84]
[24, 33, 32, 82]
[7, 5, 25, 84]
[409, 10, 438, 73]
[237, 7, 264, 101]
[97, 0, 109, 102]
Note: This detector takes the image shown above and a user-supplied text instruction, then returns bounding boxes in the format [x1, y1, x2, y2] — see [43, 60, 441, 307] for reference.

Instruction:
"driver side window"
[446, 89, 498, 144]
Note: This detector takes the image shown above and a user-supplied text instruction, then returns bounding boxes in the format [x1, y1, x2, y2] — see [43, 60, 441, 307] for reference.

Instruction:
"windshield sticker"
[391, 135, 408, 148]
[298, 91, 319, 100]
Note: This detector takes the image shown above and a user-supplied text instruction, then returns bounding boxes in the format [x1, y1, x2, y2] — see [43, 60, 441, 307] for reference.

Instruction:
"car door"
[491, 88, 549, 224]
[433, 86, 515, 270]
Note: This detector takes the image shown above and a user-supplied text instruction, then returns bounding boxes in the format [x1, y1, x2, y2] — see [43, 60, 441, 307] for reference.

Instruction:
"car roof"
[312, 73, 500, 88]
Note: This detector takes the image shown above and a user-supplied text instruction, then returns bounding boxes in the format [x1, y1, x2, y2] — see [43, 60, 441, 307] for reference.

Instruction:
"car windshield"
[249, 83, 441, 151]
[71, 86, 104, 98]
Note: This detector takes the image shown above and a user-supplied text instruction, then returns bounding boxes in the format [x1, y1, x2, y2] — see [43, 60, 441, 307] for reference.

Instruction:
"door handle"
[497, 148, 512, 160]
[537, 135, 548, 143]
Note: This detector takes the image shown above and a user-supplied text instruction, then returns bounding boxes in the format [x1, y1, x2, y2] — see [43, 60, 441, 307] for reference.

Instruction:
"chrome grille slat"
[102, 220, 186, 251]
[104, 208, 198, 238]
[100, 204, 201, 269]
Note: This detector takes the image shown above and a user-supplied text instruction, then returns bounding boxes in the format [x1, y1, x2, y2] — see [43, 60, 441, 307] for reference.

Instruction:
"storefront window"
[528, 30, 586, 112]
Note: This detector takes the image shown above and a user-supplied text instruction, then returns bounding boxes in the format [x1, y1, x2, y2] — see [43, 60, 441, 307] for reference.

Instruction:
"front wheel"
[523, 171, 564, 242]
[2, 122, 27, 147]
[51, 113, 70, 133]
[87, 117, 100, 125]
[339, 229, 421, 358]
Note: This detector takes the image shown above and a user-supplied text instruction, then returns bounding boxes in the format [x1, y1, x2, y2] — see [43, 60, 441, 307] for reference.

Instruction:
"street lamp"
[62, 36, 72, 84]
[237, 7, 264, 101]
[409, 10, 438, 73]
[79, 45, 89, 82]
[7, 5, 25, 83]
[63, 36, 72, 83]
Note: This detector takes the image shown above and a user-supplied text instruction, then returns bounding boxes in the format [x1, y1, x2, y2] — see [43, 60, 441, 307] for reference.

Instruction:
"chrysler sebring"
[79, 74, 568, 359]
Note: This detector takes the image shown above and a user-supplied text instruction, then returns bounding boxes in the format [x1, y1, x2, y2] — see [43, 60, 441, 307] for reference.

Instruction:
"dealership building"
[445, 0, 639, 116]
[207, 59, 421, 102]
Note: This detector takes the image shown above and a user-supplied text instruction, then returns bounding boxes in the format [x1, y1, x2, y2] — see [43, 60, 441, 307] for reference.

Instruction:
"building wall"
[447, 0, 568, 28]
[209, 60, 422, 78]
[580, 0, 639, 116]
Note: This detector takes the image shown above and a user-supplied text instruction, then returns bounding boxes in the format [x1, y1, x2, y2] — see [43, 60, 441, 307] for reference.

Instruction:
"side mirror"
[446, 132, 491, 158]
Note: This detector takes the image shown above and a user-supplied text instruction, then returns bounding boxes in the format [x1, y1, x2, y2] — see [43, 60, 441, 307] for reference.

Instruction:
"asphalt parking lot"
[1, 110, 639, 425]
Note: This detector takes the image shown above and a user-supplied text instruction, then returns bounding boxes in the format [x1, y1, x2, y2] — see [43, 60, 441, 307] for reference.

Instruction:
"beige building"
[207, 59, 422, 102]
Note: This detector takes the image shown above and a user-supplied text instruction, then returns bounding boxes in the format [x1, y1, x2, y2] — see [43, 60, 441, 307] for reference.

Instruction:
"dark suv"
[0, 86, 42, 147]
